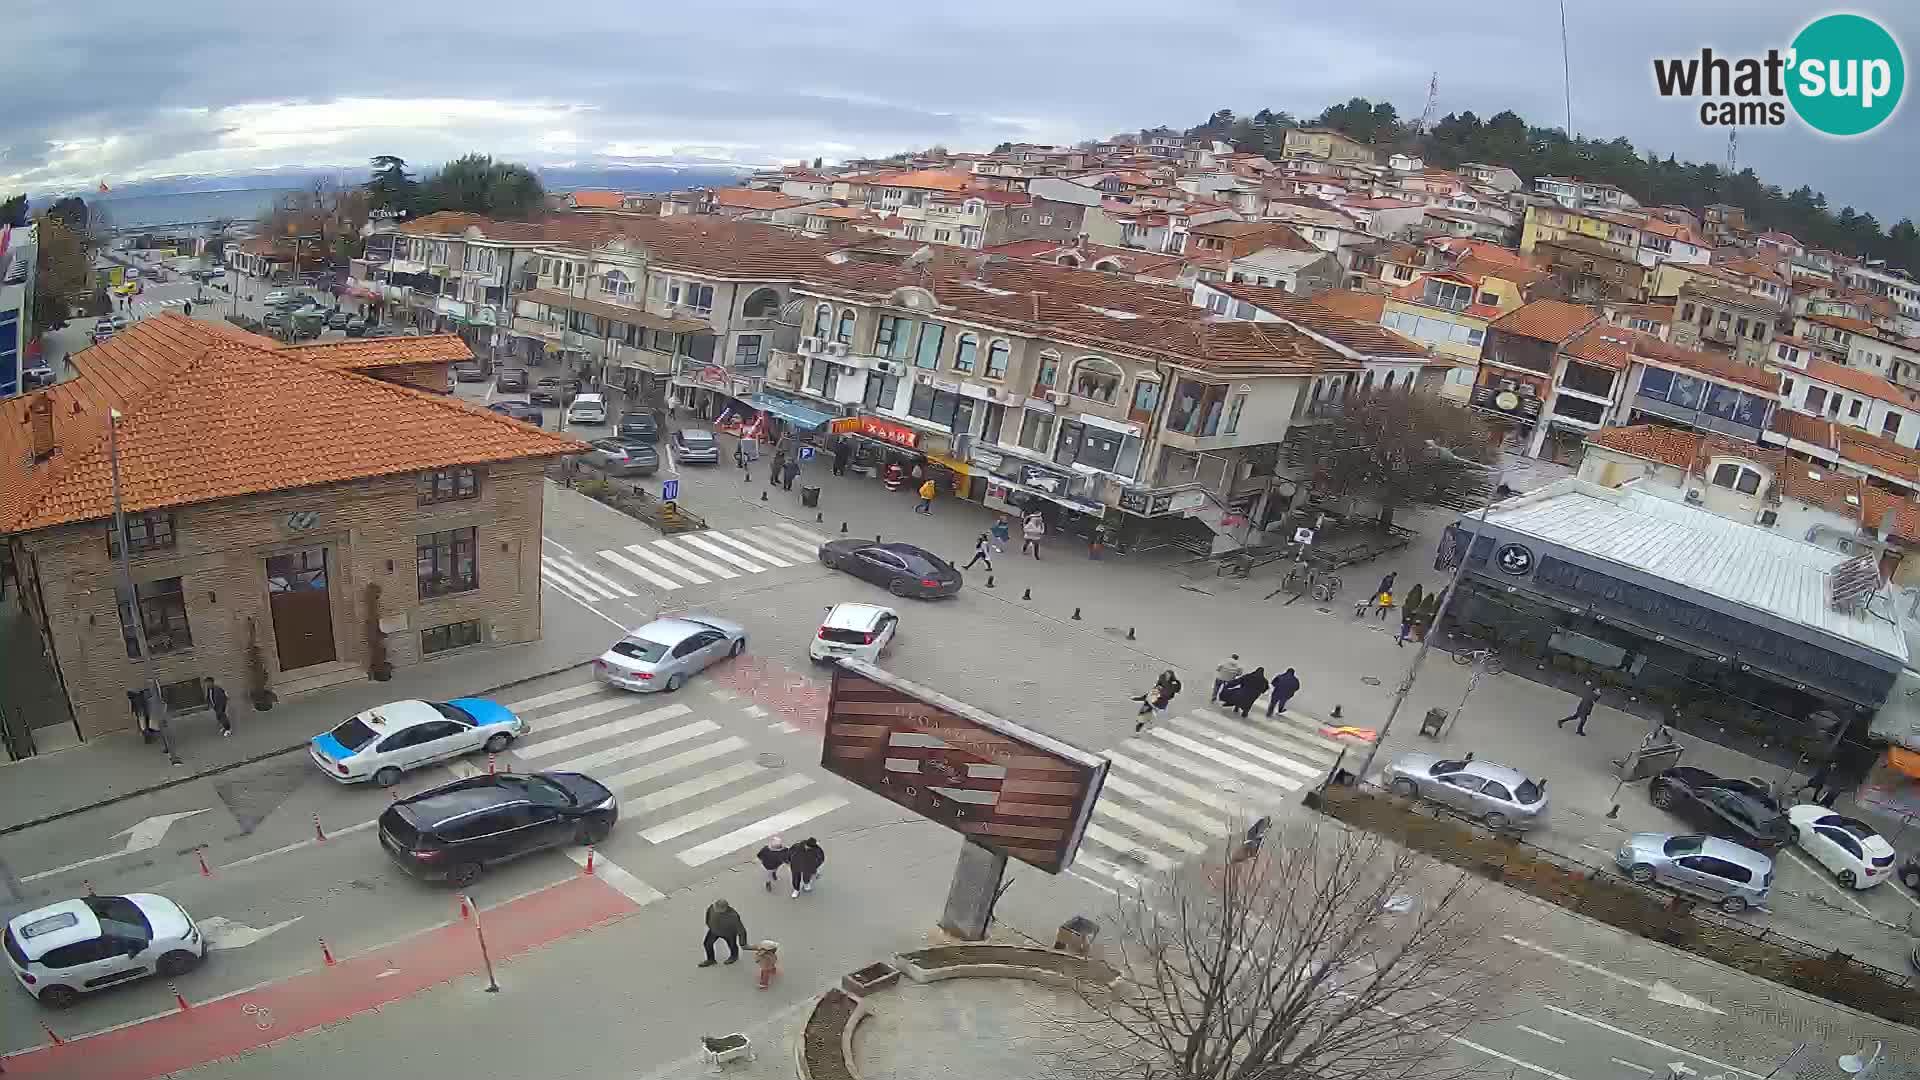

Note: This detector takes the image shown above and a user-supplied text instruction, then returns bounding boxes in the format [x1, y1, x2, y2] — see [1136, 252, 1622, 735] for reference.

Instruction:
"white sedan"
[5, 894, 203, 1008]
[310, 698, 527, 786]
[1788, 804, 1897, 889]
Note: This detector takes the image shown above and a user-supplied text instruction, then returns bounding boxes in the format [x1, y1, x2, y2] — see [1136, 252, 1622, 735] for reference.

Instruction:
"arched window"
[741, 287, 782, 319]
[600, 269, 633, 299]
[1382, 371, 1396, 390]
[811, 304, 831, 338]
[836, 308, 855, 345]
[1362, 371, 1375, 391]
[1131, 375, 1162, 416]
[1071, 357, 1124, 404]
[1035, 350, 1061, 390]
[953, 334, 978, 373]
[985, 340, 1010, 380]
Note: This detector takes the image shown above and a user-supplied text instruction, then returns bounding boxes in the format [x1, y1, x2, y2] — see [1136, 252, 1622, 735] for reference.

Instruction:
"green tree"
[419, 153, 546, 220]
[31, 213, 89, 333]
[1296, 388, 1495, 531]
[365, 154, 419, 218]
[0, 194, 26, 228]
[46, 196, 89, 232]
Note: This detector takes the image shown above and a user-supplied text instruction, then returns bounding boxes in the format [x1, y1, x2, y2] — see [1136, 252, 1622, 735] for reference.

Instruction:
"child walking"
[754, 940, 781, 990]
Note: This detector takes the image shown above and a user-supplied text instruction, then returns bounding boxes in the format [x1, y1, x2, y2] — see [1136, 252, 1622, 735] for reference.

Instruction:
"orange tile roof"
[1802, 356, 1920, 406]
[1778, 462, 1867, 515]
[1833, 427, 1920, 482]
[1768, 408, 1836, 450]
[1585, 424, 1714, 470]
[278, 335, 473, 370]
[1859, 485, 1920, 542]
[862, 169, 974, 192]
[568, 190, 625, 209]
[713, 188, 810, 211]
[1310, 289, 1387, 323]
[0, 314, 584, 534]
[1209, 283, 1426, 359]
[1628, 332, 1780, 392]
[1489, 299, 1599, 344]
[1563, 324, 1633, 371]
[1803, 312, 1885, 336]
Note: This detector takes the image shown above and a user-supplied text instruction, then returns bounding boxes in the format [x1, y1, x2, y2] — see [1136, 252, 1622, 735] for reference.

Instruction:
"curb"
[0, 656, 595, 838]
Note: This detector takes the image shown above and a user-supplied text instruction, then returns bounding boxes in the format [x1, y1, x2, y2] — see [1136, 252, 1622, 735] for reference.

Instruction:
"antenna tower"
[1417, 72, 1440, 135]
[1726, 129, 1738, 174]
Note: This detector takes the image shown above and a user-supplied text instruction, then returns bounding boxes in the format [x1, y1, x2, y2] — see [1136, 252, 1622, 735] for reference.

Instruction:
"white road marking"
[1083, 824, 1174, 871]
[542, 556, 616, 601]
[677, 533, 767, 573]
[502, 682, 604, 713]
[596, 549, 684, 591]
[1451, 1036, 1579, 1080]
[543, 536, 576, 556]
[541, 569, 602, 607]
[23, 808, 215, 881]
[626, 760, 765, 813]
[1101, 775, 1230, 837]
[1107, 752, 1259, 817]
[1780, 847, 1876, 918]
[740, 527, 816, 562]
[616, 544, 710, 584]
[1147, 729, 1302, 790]
[1503, 937, 1723, 1014]
[526, 695, 645, 734]
[564, 847, 664, 905]
[541, 719, 719, 774]
[219, 818, 379, 871]
[1167, 716, 1325, 780]
[1514, 1025, 1565, 1044]
[641, 773, 814, 843]
[515, 704, 695, 759]
[1539, 1006, 1764, 1079]
[601, 737, 748, 792]
[704, 530, 793, 567]
[767, 521, 827, 546]
[549, 554, 639, 598]
[1117, 744, 1255, 798]
[674, 795, 848, 866]
[649, 538, 736, 579]
[1093, 800, 1209, 854]
[1612, 1059, 1657, 1075]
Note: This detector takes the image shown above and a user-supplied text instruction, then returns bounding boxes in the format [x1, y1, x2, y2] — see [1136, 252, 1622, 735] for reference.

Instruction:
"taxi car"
[310, 698, 527, 787]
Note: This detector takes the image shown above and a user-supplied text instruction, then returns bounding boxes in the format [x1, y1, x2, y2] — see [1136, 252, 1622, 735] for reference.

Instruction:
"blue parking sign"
[800, 446, 815, 461]
[661, 478, 680, 502]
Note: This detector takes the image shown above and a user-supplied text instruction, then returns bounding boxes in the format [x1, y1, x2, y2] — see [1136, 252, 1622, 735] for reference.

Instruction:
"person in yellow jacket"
[915, 478, 937, 514]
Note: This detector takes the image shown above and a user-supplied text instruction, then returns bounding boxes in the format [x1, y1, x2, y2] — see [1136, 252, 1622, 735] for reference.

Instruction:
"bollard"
[816, 512, 824, 523]
[320, 938, 336, 966]
[1022, 588, 1031, 600]
[1127, 627, 1136, 640]
[40, 1022, 63, 1046]
[82, 879, 95, 897]
[1331, 704, 1344, 719]
[840, 522, 848, 533]
[585, 845, 596, 875]
[313, 813, 328, 843]
[458, 895, 471, 920]
[761, 491, 768, 501]
[876, 534, 881, 541]
[985, 575, 994, 589]
[488, 752, 497, 776]
[1071, 607, 1082, 620]
[197, 849, 213, 878]
[170, 982, 191, 1011]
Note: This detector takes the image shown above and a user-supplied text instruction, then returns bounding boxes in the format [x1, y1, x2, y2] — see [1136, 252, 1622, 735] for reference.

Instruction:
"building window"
[1131, 377, 1162, 416]
[1782, 377, 1794, 398]
[1070, 357, 1124, 403]
[985, 340, 1010, 380]
[651, 329, 677, 353]
[1680, 302, 1696, 322]
[417, 467, 482, 506]
[734, 335, 764, 369]
[1561, 362, 1614, 398]
[863, 371, 901, 411]
[811, 304, 831, 339]
[1018, 411, 1053, 452]
[1805, 386, 1827, 412]
[836, 309, 856, 345]
[982, 401, 1006, 445]
[118, 577, 192, 658]
[1035, 350, 1060, 390]
[423, 620, 484, 656]
[418, 528, 479, 599]
[1736, 317, 1749, 338]
[1711, 462, 1763, 495]
[601, 270, 634, 299]
[1749, 320, 1766, 341]
[1423, 280, 1473, 312]
[1478, 292, 1499, 307]
[161, 677, 208, 713]
[876, 316, 914, 359]
[914, 323, 946, 370]
[107, 511, 177, 558]
[933, 229, 952, 243]
[1224, 392, 1247, 434]
[1886, 414, 1904, 438]
[953, 334, 978, 374]
[1850, 399, 1864, 419]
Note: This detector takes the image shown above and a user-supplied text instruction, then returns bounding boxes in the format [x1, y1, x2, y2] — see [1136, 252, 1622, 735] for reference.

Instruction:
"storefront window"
[982, 402, 1006, 446]
[1018, 411, 1053, 453]
[864, 371, 902, 411]
[1054, 421, 1124, 472]
[914, 324, 946, 370]
[908, 383, 969, 430]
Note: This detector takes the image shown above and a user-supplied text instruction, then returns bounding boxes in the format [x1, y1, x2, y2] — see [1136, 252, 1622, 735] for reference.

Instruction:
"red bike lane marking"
[5, 875, 638, 1080]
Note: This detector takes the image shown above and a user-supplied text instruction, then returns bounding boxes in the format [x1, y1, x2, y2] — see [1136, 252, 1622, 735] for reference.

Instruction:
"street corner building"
[0, 313, 586, 744]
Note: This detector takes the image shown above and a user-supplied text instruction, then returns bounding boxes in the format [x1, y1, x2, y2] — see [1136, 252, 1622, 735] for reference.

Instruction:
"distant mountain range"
[34, 161, 760, 205]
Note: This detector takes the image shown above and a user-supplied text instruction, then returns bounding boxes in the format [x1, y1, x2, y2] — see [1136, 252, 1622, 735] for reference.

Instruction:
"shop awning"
[1886, 746, 1920, 781]
[748, 393, 834, 431]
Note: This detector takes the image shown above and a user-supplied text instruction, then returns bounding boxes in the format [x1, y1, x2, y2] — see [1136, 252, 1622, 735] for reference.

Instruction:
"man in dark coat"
[1265, 668, 1301, 718]
[781, 456, 801, 491]
[1222, 667, 1268, 719]
[1558, 684, 1600, 735]
[755, 837, 789, 892]
[788, 838, 825, 897]
[832, 439, 852, 476]
[699, 898, 748, 966]
[204, 677, 231, 736]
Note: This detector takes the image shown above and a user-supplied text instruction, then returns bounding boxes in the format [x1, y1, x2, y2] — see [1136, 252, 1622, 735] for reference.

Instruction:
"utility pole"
[109, 409, 181, 767]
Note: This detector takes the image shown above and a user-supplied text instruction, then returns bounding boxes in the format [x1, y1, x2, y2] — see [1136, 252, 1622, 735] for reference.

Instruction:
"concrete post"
[939, 838, 1007, 941]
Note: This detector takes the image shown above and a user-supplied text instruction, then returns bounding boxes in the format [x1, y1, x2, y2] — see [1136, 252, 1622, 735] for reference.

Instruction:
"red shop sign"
[699, 365, 728, 388]
[859, 416, 919, 449]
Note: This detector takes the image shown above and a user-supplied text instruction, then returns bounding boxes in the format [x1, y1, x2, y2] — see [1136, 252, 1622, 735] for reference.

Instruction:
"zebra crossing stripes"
[546, 524, 829, 604]
[703, 530, 793, 568]
[601, 737, 747, 791]
[674, 796, 848, 867]
[638, 773, 813, 843]
[541, 718, 719, 774]
[676, 534, 768, 573]
[514, 702, 693, 758]
[649, 537, 737, 579]
[609, 545, 709, 585]
[595, 548, 686, 591]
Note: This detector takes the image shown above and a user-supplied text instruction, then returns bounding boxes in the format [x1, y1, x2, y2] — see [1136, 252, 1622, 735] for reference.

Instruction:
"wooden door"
[266, 547, 337, 671]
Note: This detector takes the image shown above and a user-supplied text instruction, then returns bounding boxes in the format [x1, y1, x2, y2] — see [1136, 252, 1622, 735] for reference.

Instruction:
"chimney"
[27, 396, 54, 460]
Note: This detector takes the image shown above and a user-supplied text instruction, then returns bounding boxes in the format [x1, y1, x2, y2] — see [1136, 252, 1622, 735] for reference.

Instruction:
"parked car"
[615, 411, 659, 443]
[21, 364, 55, 390]
[110, 314, 130, 331]
[327, 311, 352, 330]
[1787, 805, 1896, 888]
[530, 377, 567, 406]
[1382, 752, 1548, 831]
[582, 438, 659, 476]
[495, 367, 529, 392]
[90, 323, 116, 344]
[452, 362, 487, 383]
[378, 773, 617, 887]
[345, 316, 367, 336]
[309, 698, 528, 787]
[671, 427, 721, 464]
[1647, 767, 1793, 852]
[817, 540, 963, 599]
[262, 290, 297, 309]
[261, 309, 289, 329]
[565, 392, 608, 425]
[594, 615, 747, 693]
[487, 401, 545, 424]
[809, 602, 899, 665]
[5, 893, 204, 1008]
[1616, 832, 1772, 913]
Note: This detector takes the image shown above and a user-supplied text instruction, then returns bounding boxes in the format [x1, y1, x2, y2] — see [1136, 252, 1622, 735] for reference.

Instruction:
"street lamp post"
[1353, 441, 1506, 784]
[108, 409, 181, 767]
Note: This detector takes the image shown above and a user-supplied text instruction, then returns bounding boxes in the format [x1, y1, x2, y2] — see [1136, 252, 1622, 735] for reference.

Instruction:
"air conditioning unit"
[1047, 391, 1070, 406]
[826, 342, 850, 357]
[1758, 509, 1779, 527]
[873, 359, 906, 376]
[983, 387, 1000, 399]
[1684, 488, 1703, 504]
[799, 335, 820, 353]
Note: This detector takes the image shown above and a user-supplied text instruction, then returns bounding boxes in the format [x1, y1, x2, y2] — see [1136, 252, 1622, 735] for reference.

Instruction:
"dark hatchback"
[818, 540, 963, 599]
[378, 773, 617, 887]
[487, 401, 545, 425]
[616, 411, 659, 443]
[1648, 767, 1794, 852]
[530, 377, 576, 406]
[495, 367, 529, 392]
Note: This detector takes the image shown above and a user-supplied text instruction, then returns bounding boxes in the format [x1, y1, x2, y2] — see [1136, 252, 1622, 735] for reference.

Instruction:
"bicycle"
[1451, 647, 1505, 674]
[1277, 565, 1341, 602]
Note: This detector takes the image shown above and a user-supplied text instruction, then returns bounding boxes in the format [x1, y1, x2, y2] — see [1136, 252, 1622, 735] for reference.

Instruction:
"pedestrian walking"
[781, 456, 801, 491]
[1134, 670, 1181, 732]
[990, 515, 1012, 552]
[698, 899, 748, 967]
[1373, 590, 1394, 620]
[1265, 667, 1300, 718]
[769, 447, 787, 483]
[916, 478, 937, 514]
[204, 678, 231, 736]
[1557, 683, 1600, 735]
[1375, 572, 1397, 598]
[182, 300, 192, 317]
[753, 940, 781, 990]
[1221, 667, 1268, 719]
[788, 838, 825, 897]
[755, 837, 789, 892]
[1212, 654, 1243, 703]
[734, 443, 748, 470]
[963, 533, 995, 571]
[832, 439, 852, 476]
[1021, 512, 1045, 559]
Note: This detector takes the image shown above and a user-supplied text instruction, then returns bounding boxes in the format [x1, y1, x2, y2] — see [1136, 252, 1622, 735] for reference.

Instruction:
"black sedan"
[530, 377, 569, 406]
[819, 540, 963, 599]
[1648, 767, 1794, 852]
[487, 401, 545, 425]
[452, 362, 487, 383]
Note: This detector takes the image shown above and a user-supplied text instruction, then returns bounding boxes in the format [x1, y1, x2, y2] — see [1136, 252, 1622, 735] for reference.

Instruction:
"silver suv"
[1382, 751, 1547, 831]
[1616, 832, 1772, 914]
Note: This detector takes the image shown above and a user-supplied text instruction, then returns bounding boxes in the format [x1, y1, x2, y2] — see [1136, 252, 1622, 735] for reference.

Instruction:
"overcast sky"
[5, 2, 1915, 221]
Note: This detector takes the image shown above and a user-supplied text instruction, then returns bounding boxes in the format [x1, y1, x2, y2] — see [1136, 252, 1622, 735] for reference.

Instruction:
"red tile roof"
[1767, 408, 1836, 450]
[1489, 300, 1599, 344]
[0, 315, 584, 533]
[278, 335, 474, 370]
[861, 169, 974, 192]
[1802, 356, 1920, 406]
[1563, 324, 1633, 371]
[713, 188, 810, 211]
[567, 190, 625, 209]
[1309, 289, 1387, 323]
[1209, 283, 1426, 359]
[1585, 424, 1716, 470]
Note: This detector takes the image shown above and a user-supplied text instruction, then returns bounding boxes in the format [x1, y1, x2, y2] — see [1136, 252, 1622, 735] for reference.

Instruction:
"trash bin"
[1055, 916, 1099, 956]
[801, 485, 821, 508]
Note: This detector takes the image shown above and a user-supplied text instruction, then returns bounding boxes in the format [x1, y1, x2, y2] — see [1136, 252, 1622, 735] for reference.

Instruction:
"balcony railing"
[735, 316, 779, 332]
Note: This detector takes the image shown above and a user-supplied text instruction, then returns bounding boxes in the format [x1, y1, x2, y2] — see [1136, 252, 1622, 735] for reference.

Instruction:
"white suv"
[5, 894, 203, 1008]
[810, 602, 898, 665]
[566, 393, 608, 425]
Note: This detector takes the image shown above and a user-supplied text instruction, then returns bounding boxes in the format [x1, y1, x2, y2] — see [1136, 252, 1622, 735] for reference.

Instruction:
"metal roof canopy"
[1455, 478, 1910, 672]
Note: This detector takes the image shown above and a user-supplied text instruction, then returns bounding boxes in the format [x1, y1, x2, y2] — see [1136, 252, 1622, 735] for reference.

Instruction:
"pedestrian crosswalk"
[539, 522, 825, 605]
[129, 297, 191, 318]
[1068, 700, 1348, 895]
[495, 674, 849, 879]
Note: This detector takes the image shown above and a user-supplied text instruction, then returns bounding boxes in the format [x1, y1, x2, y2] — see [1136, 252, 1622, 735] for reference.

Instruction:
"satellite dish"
[905, 245, 934, 269]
